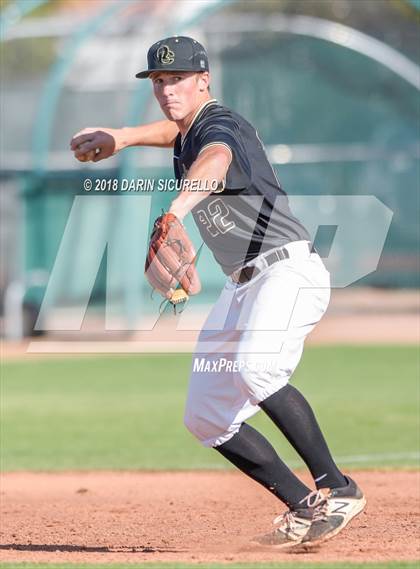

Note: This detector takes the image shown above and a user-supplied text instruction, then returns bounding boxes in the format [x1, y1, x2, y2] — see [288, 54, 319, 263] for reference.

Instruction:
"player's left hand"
[145, 213, 201, 306]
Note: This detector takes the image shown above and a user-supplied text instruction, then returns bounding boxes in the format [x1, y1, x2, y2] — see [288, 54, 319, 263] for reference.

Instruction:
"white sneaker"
[252, 508, 313, 548]
[302, 476, 367, 546]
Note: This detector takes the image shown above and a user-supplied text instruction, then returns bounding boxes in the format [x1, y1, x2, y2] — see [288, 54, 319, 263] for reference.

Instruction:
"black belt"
[235, 243, 313, 285]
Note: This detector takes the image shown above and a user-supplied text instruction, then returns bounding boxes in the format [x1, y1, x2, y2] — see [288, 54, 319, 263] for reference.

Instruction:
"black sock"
[215, 422, 311, 509]
[259, 385, 347, 490]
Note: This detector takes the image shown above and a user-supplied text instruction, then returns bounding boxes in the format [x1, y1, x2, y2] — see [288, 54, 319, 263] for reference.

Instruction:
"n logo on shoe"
[331, 501, 349, 515]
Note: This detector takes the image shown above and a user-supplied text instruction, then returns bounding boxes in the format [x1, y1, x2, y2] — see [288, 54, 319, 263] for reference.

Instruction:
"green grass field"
[1, 346, 419, 471]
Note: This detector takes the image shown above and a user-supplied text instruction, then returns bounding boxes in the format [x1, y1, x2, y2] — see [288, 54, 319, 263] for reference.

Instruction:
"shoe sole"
[302, 496, 367, 547]
[249, 537, 304, 549]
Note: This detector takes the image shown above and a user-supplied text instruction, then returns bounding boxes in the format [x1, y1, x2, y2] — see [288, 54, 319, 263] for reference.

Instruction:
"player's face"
[150, 71, 210, 122]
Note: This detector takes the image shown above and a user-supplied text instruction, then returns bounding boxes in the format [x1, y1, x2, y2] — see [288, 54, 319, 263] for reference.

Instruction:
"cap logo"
[156, 45, 175, 65]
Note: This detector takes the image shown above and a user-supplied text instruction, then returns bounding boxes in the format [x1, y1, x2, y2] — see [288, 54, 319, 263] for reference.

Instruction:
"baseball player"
[71, 36, 366, 548]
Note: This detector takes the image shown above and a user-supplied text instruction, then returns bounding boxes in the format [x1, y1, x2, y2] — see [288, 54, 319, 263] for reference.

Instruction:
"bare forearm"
[71, 120, 179, 162]
[169, 146, 232, 220]
[120, 120, 179, 148]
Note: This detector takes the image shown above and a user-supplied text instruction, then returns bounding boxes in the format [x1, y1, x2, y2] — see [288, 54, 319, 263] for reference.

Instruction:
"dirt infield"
[1, 470, 419, 564]
[1, 289, 419, 358]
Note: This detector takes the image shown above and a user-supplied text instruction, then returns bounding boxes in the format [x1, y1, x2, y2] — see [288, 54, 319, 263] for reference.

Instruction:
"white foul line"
[288, 451, 419, 467]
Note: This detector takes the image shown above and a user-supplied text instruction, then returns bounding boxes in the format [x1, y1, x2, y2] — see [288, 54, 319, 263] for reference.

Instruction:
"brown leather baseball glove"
[145, 212, 201, 308]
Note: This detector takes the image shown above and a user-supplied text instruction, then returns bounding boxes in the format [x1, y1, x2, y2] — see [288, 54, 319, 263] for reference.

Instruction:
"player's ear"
[197, 72, 210, 92]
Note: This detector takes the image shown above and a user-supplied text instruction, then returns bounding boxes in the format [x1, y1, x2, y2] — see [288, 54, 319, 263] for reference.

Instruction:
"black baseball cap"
[136, 35, 209, 79]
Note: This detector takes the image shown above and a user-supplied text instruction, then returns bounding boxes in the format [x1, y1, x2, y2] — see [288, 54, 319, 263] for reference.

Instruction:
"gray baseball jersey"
[173, 99, 310, 275]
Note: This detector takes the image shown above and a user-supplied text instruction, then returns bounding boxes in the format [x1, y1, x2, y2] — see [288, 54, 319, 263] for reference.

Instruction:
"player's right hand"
[70, 127, 122, 163]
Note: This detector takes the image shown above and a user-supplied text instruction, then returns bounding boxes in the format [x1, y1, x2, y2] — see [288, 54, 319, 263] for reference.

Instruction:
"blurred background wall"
[0, 0, 419, 338]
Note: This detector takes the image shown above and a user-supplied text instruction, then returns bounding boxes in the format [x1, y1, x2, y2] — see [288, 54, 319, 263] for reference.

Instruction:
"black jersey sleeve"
[194, 115, 251, 190]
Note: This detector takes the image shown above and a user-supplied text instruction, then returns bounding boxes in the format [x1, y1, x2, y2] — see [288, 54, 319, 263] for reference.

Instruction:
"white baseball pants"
[184, 241, 331, 448]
